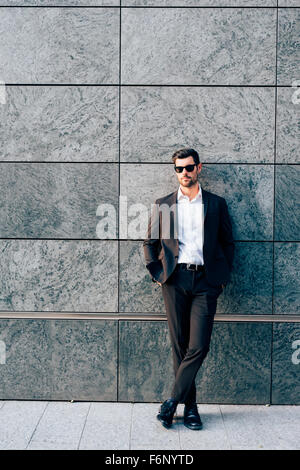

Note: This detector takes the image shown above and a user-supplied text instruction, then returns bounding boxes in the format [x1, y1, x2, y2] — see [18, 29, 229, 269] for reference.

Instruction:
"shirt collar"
[177, 182, 202, 202]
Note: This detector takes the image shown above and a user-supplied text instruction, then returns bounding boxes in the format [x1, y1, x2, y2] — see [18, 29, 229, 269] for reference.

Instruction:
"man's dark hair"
[171, 148, 200, 166]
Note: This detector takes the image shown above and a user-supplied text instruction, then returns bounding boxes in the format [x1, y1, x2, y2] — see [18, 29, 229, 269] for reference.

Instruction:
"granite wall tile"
[0, 319, 52, 399]
[119, 241, 164, 313]
[118, 320, 173, 402]
[0, 163, 118, 238]
[272, 322, 300, 404]
[120, 163, 274, 241]
[121, 86, 275, 164]
[120, 163, 177, 213]
[275, 165, 300, 241]
[50, 320, 118, 401]
[121, 8, 276, 85]
[277, 8, 300, 86]
[276, 87, 300, 164]
[0, 240, 118, 312]
[0, 7, 119, 83]
[278, 0, 300, 5]
[274, 243, 300, 315]
[0, 319, 118, 401]
[219, 242, 273, 315]
[0, 86, 119, 162]
[1, 1, 119, 4]
[118, 321, 272, 404]
[196, 322, 272, 404]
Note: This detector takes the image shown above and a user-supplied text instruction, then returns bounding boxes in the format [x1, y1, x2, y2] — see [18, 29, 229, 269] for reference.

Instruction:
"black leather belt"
[177, 263, 205, 272]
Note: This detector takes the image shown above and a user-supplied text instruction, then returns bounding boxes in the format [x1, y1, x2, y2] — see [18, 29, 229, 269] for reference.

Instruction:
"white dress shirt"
[177, 182, 204, 265]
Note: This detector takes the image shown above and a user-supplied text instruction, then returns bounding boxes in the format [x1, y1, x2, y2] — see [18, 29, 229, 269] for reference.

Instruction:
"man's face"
[174, 156, 202, 187]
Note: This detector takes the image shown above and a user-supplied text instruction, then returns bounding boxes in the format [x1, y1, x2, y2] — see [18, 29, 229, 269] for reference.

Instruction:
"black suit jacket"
[143, 187, 235, 287]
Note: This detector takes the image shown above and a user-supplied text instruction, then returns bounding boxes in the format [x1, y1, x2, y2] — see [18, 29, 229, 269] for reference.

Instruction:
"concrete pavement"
[0, 400, 299, 450]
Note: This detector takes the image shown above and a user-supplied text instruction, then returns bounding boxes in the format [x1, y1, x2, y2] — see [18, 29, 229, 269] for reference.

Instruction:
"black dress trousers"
[161, 264, 223, 405]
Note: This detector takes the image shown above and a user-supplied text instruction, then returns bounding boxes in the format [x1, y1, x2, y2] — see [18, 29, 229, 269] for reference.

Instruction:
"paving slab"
[79, 402, 133, 450]
[220, 404, 300, 450]
[27, 401, 90, 450]
[0, 401, 48, 450]
[130, 403, 180, 450]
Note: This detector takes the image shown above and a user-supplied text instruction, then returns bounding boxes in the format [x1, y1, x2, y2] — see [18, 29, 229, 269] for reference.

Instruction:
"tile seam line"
[25, 401, 49, 450]
[128, 402, 133, 451]
[270, 0, 279, 406]
[2, 84, 289, 87]
[117, 0, 121, 318]
[219, 405, 233, 450]
[77, 402, 92, 450]
[0, 239, 298, 242]
[116, 1, 121, 402]
[0, 5, 297, 9]
[0, 162, 298, 165]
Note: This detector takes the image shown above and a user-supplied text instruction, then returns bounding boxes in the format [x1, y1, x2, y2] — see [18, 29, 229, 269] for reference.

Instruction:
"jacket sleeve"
[219, 198, 235, 272]
[143, 200, 162, 281]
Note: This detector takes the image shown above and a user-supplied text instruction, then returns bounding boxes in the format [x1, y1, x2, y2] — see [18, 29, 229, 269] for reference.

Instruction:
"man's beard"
[180, 176, 197, 187]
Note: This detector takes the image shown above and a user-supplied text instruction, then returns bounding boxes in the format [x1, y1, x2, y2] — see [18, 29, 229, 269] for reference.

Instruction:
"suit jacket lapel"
[202, 188, 209, 221]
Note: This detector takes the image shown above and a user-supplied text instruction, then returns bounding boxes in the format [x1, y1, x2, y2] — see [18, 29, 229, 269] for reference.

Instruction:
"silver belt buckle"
[186, 263, 195, 271]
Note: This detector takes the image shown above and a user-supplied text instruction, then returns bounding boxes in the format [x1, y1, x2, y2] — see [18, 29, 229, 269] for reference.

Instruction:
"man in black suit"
[143, 148, 235, 430]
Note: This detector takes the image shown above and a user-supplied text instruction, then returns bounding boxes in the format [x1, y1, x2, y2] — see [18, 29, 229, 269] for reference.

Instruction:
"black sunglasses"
[174, 163, 197, 173]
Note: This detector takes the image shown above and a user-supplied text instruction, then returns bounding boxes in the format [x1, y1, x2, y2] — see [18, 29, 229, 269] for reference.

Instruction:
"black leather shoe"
[157, 398, 179, 429]
[184, 403, 203, 430]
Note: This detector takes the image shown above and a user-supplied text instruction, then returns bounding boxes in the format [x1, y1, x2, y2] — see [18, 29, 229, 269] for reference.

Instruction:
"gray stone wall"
[0, 2, 299, 403]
